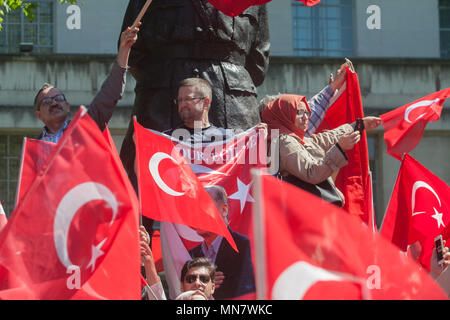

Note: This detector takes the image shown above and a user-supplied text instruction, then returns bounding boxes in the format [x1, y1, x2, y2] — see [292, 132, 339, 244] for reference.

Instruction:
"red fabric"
[316, 66, 371, 224]
[158, 126, 266, 299]
[16, 138, 55, 206]
[174, 126, 267, 236]
[380, 88, 450, 160]
[151, 230, 163, 273]
[380, 154, 450, 271]
[262, 94, 310, 145]
[133, 119, 237, 252]
[206, 0, 320, 17]
[0, 108, 141, 300]
[255, 173, 447, 299]
[0, 202, 7, 232]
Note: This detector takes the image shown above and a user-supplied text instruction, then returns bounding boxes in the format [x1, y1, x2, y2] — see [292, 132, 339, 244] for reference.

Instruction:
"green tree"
[0, 0, 78, 30]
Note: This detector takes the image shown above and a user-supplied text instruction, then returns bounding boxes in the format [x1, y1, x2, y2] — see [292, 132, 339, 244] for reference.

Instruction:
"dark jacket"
[190, 230, 256, 300]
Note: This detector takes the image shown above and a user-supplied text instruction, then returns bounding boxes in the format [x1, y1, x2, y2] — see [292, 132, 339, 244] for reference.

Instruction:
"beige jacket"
[278, 124, 354, 184]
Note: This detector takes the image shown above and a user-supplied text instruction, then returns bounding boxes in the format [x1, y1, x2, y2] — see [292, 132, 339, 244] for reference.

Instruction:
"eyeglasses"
[174, 96, 205, 105]
[297, 109, 311, 118]
[38, 94, 66, 110]
[184, 274, 211, 284]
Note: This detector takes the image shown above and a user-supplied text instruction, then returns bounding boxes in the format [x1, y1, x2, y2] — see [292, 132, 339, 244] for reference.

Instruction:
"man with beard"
[33, 24, 140, 143]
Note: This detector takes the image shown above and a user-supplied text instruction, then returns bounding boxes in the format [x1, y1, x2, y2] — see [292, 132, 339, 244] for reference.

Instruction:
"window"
[0, 134, 23, 217]
[0, 0, 53, 54]
[440, 0, 450, 58]
[292, 0, 354, 57]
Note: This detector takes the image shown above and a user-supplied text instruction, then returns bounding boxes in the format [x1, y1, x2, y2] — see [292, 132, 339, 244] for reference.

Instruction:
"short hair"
[258, 93, 283, 118]
[180, 257, 217, 283]
[177, 78, 212, 101]
[34, 83, 54, 111]
[204, 185, 228, 207]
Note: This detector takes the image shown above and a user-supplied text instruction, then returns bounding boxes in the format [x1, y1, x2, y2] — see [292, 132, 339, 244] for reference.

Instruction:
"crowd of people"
[27, 0, 450, 300]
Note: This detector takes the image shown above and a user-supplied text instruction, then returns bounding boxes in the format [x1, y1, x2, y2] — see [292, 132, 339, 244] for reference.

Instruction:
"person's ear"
[35, 110, 42, 121]
[203, 97, 211, 111]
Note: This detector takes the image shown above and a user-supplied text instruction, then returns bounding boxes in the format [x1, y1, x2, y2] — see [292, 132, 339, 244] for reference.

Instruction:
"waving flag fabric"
[316, 66, 373, 226]
[380, 88, 450, 160]
[0, 107, 140, 300]
[252, 172, 447, 300]
[380, 154, 450, 271]
[207, 0, 320, 17]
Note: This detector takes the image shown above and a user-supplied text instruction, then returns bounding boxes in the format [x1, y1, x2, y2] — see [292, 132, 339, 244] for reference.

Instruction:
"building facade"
[0, 0, 449, 228]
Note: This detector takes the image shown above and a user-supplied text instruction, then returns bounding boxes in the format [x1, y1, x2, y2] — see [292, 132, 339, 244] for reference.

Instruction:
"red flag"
[206, 0, 319, 17]
[158, 126, 266, 299]
[0, 107, 140, 300]
[380, 89, 450, 160]
[15, 138, 55, 206]
[0, 202, 7, 232]
[380, 154, 450, 271]
[252, 172, 447, 299]
[133, 118, 237, 252]
[316, 66, 372, 224]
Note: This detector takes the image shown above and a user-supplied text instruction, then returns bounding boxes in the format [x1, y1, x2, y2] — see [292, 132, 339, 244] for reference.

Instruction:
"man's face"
[177, 85, 208, 124]
[181, 266, 215, 299]
[35, 87, 70, 126]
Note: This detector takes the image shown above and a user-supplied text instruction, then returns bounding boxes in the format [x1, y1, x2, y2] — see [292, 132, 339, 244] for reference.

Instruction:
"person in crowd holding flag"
[141, 227, 217, 301]
[164, 78, 235, 143]
[118, 0, 270, 194]
[261, 94, 381, 206]
[140, 225, 167, 300]
[259, 62, 348, 137]
[430, 240, 450, 280]
[190, 185, 256, 300]
[33, 24, 140, 143]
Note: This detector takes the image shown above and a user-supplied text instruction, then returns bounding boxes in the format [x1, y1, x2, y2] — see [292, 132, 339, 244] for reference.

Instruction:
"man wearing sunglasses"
[33, 24, 140, 143]
[178, 257, 217, 300]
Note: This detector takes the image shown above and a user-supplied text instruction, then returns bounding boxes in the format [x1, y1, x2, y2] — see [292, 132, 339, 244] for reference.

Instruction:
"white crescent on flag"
[272, 261, 368, 300]
[404, 98, 440, 123]
[53, 182, 118, 269]
[411, 181, 441, 216]
[149, 152, 185, 197]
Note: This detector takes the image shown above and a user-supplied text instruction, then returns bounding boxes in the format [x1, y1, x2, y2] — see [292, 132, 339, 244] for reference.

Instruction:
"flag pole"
[251, 168, 267, 300]
[132, 0, 153, 28]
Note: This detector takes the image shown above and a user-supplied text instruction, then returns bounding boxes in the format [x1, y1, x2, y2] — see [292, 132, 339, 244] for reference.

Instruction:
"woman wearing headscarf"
[261, 94, 381, 207]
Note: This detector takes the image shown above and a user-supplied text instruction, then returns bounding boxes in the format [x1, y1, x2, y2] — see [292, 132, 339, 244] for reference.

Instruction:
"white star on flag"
[229, 177, 255, 214]
[431, 207, 446, 229]
[87, 238, 107, 272]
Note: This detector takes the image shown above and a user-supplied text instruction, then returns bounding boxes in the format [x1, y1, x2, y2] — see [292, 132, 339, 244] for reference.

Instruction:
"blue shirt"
[39, 120, 70, 144]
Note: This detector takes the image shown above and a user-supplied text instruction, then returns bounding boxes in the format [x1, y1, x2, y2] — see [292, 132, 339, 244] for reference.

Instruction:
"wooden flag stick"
[132, 0, 153, 28]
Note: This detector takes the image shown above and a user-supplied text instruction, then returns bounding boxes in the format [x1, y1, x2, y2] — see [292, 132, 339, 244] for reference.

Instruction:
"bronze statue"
[119, 0, 270, 232]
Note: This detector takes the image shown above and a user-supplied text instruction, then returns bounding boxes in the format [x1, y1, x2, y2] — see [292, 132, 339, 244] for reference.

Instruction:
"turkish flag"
[0, 107, 141, 300]
[133, 118, 237, 252]
[380, 154, 450, 271]
[15, 138, 55, 207]
[157, 126, 266, 299]
[253, 172, 447, 299]
[380, 88, 450, 160]
[0, 202, 7, 232]
[206, 0, 319, 17]
[316, 66, 373, 226]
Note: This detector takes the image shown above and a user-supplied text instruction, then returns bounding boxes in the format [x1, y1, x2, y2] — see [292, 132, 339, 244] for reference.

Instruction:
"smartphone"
[354, 119, 364, 133]
[435, 235, 445, 266]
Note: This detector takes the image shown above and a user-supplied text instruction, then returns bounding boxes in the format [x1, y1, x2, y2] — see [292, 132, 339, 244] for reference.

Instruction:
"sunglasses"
[38, 94, 66, 110]
[184, 274, 211, 284]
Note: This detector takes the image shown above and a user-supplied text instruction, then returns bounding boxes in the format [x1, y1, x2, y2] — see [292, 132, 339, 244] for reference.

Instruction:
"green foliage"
[0, 0, 78, 30]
